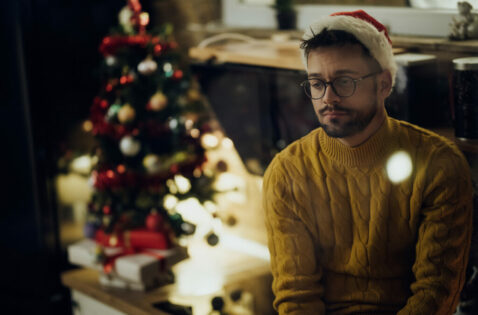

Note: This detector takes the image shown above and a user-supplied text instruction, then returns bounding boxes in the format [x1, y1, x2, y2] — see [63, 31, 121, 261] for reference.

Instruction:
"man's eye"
[311, 81, 325, 89]
[335, 77, 353, 86]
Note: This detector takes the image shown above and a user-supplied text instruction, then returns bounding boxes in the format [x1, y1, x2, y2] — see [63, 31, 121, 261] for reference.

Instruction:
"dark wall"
[0, 0, 141, 313]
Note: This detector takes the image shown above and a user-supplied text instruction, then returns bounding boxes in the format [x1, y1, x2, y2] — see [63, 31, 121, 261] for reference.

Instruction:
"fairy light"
[386, 150, 413, 184]
[82, 120, 93, 132]
[167, 179, 178, 194]
[174, 175, 191, 194]
[163, 194, 179, 211]
[71, 155, 93, 174]
[201, 133, 219, 149]
[221, 137, 234, 149]
[190, 128, 200, 138]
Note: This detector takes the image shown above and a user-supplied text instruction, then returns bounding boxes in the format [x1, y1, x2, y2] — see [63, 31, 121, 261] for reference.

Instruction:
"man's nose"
[322, 84, 341, 104]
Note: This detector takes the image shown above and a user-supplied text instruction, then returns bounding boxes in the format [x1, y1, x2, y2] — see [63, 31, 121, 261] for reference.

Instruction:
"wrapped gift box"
[67, 238, 122, 270]
[95, 228, 171, 250]
[114, 253, 160, 283]
[99, 272, 158, 291]
[67, 238, 188, 290]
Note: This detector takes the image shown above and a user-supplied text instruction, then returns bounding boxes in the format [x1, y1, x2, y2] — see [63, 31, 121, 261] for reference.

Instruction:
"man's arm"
[398, 146, 473, 315]
[263, 157, 325, 315]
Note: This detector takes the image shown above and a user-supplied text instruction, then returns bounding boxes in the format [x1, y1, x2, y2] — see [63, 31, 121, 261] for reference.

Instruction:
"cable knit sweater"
[263, 116, 473, 315]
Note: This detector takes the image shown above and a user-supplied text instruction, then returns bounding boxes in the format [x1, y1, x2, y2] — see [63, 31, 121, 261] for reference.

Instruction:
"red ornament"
[146, 211, 163, 231]
[172, 70, 183, 80]
[103, 205, 111, 215]
[100, 99, 109, 109]
[154, 44, 162, 55]
[103, 262, 114, 274]
[117, 164, 126, 174]
[105, 83, 113, 92]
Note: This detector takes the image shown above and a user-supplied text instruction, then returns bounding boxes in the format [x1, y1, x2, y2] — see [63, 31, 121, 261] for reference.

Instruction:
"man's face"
[306, 44, 382, 139]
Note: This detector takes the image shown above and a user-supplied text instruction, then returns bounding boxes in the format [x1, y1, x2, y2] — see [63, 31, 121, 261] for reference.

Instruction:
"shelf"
[190, 26, 478, 54]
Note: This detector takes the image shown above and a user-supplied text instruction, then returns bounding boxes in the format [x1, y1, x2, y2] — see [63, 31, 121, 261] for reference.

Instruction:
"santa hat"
[301, 10, 397, 86]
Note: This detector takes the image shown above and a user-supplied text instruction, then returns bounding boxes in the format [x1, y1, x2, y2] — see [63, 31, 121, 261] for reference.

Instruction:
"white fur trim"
[301, 15, 397, 87]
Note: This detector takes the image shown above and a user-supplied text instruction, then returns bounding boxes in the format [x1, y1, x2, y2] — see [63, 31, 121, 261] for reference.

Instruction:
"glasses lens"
[333, 76, 355, 97]
[305, 79, 326, 99]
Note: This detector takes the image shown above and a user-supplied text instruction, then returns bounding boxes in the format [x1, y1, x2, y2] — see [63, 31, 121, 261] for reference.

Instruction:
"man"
[263, 10, 473, 315]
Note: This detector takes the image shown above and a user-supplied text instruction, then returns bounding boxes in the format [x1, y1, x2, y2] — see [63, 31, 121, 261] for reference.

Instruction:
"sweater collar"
[319, 116, 393, 167]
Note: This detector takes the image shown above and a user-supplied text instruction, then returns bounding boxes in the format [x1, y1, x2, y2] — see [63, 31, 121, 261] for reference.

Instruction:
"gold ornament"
[148, 92, 168, 111]
[143, 154, 162, 174]
[117, 104, 136, 124]
[187, 89, 201, 102]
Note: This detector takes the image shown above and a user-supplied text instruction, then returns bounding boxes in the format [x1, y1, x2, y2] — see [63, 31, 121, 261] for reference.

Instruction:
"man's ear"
[379, 70, 393, 97]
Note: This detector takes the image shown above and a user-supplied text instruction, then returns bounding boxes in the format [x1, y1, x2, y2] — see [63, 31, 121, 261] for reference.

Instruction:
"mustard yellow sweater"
[263, 116, 473, 315]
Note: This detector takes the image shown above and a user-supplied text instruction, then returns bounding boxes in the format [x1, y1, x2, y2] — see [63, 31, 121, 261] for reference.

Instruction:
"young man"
[263, 10, 473, 315]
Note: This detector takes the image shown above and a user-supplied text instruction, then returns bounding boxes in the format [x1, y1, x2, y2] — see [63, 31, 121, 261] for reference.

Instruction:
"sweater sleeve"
[263, 156, 325, 315]
[397, 145, 473, 315]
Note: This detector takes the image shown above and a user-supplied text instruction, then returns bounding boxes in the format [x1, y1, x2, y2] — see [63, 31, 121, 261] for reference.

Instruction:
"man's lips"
[322, 110, 349, 117]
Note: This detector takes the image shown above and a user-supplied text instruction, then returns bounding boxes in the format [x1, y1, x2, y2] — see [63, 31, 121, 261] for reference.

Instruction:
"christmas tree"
[83, 0, 220, 251]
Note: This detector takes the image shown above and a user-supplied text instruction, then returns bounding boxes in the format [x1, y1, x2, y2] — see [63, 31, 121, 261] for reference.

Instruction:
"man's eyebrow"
[307, 69, 360, 78]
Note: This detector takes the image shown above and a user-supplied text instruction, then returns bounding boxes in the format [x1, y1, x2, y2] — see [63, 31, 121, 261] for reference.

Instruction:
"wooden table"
[62, 237, 274, 314]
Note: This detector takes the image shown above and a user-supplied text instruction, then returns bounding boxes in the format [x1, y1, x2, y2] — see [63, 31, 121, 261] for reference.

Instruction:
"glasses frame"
[300, 71, 382, 100]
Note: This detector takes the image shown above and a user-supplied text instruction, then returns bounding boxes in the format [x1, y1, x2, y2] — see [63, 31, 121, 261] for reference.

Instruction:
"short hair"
[300, 29, 380, 70]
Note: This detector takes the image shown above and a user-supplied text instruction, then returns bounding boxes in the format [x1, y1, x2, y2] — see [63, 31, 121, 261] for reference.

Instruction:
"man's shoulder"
[265, 128, 322, 176]
[276, 128, 322, 161]
[391, 118, 457, 151]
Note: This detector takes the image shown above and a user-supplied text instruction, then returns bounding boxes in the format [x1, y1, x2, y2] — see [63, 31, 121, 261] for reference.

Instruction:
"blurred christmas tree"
[83, 0, 220, 248]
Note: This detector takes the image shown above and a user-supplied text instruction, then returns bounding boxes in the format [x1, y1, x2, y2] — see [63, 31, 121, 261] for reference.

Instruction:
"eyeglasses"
[300, 72, 381, 100]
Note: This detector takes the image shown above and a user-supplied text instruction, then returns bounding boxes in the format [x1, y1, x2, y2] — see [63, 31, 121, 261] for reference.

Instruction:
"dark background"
[1, 0, 153, 313]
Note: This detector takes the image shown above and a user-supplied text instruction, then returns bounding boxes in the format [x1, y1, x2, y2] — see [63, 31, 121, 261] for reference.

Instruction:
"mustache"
[319, 105, 352, 115]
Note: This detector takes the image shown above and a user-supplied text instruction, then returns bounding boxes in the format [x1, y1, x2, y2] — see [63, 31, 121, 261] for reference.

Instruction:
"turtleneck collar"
[319, 115, 394, 167]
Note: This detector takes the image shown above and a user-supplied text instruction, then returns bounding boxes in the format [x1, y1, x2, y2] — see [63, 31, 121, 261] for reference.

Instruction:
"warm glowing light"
[201, 133, 219, 149]
[175, 264, 223, 296]
[214, 173, 243, 191]
[193, 168, 202, 178]
[174, 175, 191, 194]
[221, 137, 234, 149]
[176, 198, 210, 226]
[167, 179, 178, 194]
[139, 12, 149, 26]
[190, 128, 200, 138]
[203, 201, 217, 213]
[106, 170, 115, 179]
[185, 119, 194, 130]
[117, 164, 126, 174]
[221, 234, 270, 261]
[169, 118, 178, 129]
[386, 150, 413, 183]
[163, 63, 173, 73]
[71, 155, 93, 175]
[82, 120, 93, 132]
[109, 236, 118, 247]
[163, 194, 179, 210]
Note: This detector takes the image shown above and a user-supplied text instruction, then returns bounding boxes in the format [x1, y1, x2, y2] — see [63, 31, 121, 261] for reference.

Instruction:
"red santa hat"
[301, 10, 397, 86]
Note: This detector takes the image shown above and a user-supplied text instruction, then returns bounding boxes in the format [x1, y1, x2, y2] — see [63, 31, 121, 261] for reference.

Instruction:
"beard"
[318, 99, 378, 138]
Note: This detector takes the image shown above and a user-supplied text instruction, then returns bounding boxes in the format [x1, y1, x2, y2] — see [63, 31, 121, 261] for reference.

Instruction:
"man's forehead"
[306, 45, 371, 75]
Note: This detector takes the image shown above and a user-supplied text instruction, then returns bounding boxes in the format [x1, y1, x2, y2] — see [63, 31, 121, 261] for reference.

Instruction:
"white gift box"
[98, 272, 158, 291]
[67, 238, 123, 270]
[67, 238, 188, 288]
[114, 254, 160, 283]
